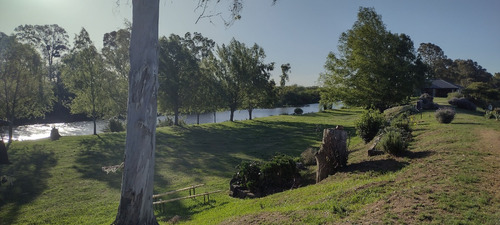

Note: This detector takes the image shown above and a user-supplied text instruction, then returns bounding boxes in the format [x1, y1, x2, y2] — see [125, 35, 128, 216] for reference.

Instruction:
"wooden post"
[315, 127, 348, 183]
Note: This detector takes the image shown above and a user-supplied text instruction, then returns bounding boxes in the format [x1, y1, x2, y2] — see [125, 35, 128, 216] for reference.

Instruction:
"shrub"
[390, 113, 412, 135]
[448, 97, 476, 111]
[157, 117, 174, 127]
[383, 105, 417, 120]
[104, 118, 125, 132]
[235, 161, 261, 192]
[485, 110, 500, 121]
[232, 154, 300, 196]
[447, 92, 463, 100]
[294, 108, 303, 115]
[435, 107, 456, 124]
[355, 110, 386, 143]
[379, 127, 408, 155]
[419, 93, 439, 110]
[300, 147, 318, 166]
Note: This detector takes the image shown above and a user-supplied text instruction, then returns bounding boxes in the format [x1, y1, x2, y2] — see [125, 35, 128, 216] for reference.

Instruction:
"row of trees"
[0, 23, 307, 140]
[320, 7, 499, 111]
[418, 42, 500, 108]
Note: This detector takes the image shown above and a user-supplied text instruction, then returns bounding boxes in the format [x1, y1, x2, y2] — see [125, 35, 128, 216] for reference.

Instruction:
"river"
[4, 103, 328, 141]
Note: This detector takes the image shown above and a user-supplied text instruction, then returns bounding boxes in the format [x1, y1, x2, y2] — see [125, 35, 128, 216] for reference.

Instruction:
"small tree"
[0, 34, 54, 142]
[62, 28, 117, 135]
[319, 7, 426, 111]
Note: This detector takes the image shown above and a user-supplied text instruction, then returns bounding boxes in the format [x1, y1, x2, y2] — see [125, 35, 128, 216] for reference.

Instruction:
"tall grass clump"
[419, 93, 439, 110]
[355, 110, 386, 143]
[104, 118, 125, 132]
[379, 127, 408, 155]
[435, 107, 456, 124]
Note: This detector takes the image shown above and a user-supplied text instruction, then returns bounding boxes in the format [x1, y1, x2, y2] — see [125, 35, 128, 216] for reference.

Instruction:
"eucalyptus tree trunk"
[114, 0, 159, 224]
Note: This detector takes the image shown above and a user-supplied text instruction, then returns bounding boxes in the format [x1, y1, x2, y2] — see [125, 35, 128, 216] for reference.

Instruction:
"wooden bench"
[153, 184, 223, 206]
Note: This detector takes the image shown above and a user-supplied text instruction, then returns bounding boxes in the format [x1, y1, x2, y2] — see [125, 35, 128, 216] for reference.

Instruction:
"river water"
[4, 103, 325, 141]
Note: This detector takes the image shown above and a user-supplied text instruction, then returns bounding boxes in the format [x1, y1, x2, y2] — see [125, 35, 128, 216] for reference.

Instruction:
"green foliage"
[435, 107, 456, 124]
[300, 147, 318, 166]
[0, 34, 55, 141]
[320, 7, 426, 111]
[104, 119, 125, 132]
[389, 113, 413, 135]
[484, 110, 499, 121]
[419, 93, 439, 110]
[383, 105, 418, 120]
[294, 108, 303, 115]
[157, 118, 174, 127]
[447, 91, 463, 100]
[233, 154, 300, 195]
[276, 85, 320, 106]
[379, 127, 408, 155]
[461, 82, 500, 109]
[355, 110, 386, 143]
[448, 97, 476, 111]
[214, 38, 276, 121]
[62, 28, 119, 134]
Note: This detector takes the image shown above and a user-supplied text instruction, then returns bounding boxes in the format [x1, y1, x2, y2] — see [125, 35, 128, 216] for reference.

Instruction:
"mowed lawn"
[1, 99, 499, 224]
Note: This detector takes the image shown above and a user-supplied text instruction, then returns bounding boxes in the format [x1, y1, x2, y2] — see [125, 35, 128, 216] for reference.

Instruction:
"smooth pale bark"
[114, 0, 159, 224]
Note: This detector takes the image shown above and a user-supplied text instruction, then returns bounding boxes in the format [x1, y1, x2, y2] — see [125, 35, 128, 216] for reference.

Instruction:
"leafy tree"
[158, 34, 199, 125]
[462, 82, 500, 108]
[14, 24, 69, 82]
[451, 59, 492, 87]
[102, 27, 131, 117]
[215, 39, 276, 120]
[280, 63, 291, 87]
[0, 34, 54, 142]
[320, 7, 426, 111]
[61, 28, 117, 135]
[115, 1, 278, 224]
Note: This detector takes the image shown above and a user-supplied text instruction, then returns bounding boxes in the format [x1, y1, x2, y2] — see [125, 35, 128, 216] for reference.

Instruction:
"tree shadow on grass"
[0, 144, 57, 224]
[72, 133, 169, 192]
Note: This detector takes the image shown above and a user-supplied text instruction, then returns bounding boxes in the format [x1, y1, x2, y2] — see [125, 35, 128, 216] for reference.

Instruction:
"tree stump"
[315, 127, 348, 183]
[50, 127, 61, 141]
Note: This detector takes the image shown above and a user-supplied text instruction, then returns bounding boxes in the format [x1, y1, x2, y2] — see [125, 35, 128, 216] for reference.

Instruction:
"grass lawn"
[1, 98, 499, 224]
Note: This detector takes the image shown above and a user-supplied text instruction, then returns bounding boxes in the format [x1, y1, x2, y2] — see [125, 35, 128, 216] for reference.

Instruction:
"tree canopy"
[320, 7, 426, 111]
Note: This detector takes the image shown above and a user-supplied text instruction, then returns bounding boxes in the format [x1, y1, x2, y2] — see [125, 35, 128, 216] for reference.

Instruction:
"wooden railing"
[153, 184, 223, 205]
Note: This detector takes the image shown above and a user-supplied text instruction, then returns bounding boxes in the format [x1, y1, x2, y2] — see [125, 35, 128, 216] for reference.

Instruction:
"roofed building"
[423, 79, 463, 97]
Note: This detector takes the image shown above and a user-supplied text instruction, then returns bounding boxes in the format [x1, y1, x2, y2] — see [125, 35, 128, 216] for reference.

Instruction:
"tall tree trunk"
[248, 108, 253, 120]
[213, 111, 216, 123]
[230, 109, 235, 122]
[196, 113, 200, 125]
[114, 0, 159, 224]
[174, 108, 179, 126]
[93, 117, 97, 135]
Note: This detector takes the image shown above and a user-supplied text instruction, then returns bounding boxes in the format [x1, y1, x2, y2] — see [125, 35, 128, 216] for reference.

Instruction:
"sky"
[0, 0, 499, 86]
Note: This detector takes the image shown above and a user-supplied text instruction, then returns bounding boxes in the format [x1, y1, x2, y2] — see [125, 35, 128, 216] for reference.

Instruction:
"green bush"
[300, 147, 318, 166]
[448, 97, 476, 111]
[157, 118, 174, 127]
[435, 108, 456, 124]
[294, 108, 304, 115]
[419, 93, 439, 110]
[104, 118, 125, 132]
[235, 161, 261, 192]
[390, 113, 412, 134]
[232, 154, 300, 196]
[485, 110, 500, 121]
[355, 110, 386, 143]
[383, 105, 417, 120]
[447, 92, 463, 100]
[379, 127, 408, 155]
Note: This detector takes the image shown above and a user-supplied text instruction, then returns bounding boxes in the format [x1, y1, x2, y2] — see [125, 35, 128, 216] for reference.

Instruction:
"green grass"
[1, 99, 499, 224]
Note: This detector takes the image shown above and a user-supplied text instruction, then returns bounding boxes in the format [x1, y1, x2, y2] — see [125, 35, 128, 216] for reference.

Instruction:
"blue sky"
[1, 0, 499, 86]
